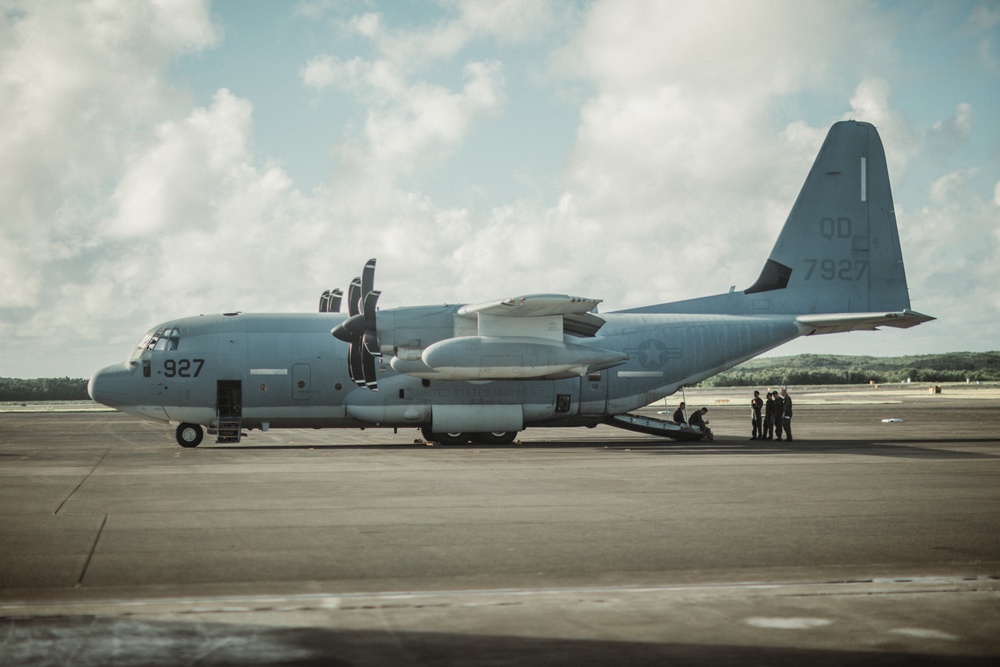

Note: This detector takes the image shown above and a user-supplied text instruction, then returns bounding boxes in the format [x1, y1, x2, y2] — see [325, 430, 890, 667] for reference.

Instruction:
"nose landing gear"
[176, 423, 204, 447]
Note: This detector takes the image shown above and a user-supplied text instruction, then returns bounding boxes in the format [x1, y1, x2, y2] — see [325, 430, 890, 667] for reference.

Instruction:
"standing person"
[763, 392, 775, 440]
[773, 389, 785, 441]
[780, 387, 793, 441]
[750, 390, 763, 440]
[672, 401, 686, 425]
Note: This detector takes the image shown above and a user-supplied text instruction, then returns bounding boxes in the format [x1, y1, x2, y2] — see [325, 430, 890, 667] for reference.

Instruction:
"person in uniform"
[688, 407, 711, 440]
[763, 392, 775, 440]
[773, 390, 785, 441]
[750, 390, 763, 440]
[672, 401, 686, 424]
[780, 387, 793, 441]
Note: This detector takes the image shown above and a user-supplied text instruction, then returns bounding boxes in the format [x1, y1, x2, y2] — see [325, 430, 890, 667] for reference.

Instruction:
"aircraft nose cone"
[88, 364, 134, 407]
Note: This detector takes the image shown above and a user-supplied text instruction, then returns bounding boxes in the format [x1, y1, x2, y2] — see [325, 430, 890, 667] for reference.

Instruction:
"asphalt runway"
[1, 385, 999, 665]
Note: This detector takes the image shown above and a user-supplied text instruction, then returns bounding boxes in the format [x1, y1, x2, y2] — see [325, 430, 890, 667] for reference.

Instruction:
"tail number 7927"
[804, 259, 869, 281]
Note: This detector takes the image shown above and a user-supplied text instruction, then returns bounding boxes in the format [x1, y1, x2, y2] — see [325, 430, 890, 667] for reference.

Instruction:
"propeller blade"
[362, 347, 378, 391]
[347, 277, 361, 317]
[363, 329, 381, 356]
[319, 290, 330, 313]
[348, 342, 366, 387]
[362, 289, 380, 322]
[329, 288, 343, 313]
[361, 258, 376, 303]
[346, 342, 356, 382]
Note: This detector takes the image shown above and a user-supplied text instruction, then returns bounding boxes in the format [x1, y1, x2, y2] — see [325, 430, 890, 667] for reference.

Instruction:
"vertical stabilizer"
[620, 120, 924, 319]
[746, 120, 910, 314]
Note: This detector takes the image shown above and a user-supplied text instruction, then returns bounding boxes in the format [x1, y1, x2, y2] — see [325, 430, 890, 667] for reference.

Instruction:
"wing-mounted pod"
[384, 294, 625, 381]
[423, 295, 625, 380]
[420, 335, 627, 380]
[331, 260, 382, 389]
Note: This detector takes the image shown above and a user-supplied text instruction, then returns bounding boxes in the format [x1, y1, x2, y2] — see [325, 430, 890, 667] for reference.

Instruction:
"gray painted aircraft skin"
[89, 121, 933, 447]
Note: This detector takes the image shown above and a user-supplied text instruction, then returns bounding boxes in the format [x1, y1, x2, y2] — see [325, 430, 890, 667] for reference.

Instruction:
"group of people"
[670, 387, 793, 442]
[750, 388, 792, 441]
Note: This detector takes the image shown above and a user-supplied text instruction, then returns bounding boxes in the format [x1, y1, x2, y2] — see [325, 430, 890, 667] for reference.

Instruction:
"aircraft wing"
[458, 294, 601, 317]
[381, 294, 620, 381]
[796, 310, 935, 335]
[458, 294, 606, 338]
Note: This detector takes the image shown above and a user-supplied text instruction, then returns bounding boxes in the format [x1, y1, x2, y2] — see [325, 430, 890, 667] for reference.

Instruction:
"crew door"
[217, 381, 242, 418]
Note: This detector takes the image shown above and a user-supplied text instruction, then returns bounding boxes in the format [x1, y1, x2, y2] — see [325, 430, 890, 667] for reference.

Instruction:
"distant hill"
[699, 352, 1000, 387]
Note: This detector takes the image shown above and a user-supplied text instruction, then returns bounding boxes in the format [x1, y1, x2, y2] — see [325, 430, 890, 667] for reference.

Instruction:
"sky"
[1, 0, 998, 379]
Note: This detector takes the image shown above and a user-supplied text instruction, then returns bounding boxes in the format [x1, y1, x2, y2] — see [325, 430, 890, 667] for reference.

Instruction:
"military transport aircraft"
[89, 121, 933, 447]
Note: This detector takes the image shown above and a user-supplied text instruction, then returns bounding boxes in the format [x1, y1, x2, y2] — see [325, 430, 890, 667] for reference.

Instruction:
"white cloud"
[924, 102, 974, 161]
[555, 0, 882, 94]
[300, 54, 338, 89]
[316, 57, 505, 180]
[0, 0, 219, 369]
[109, 89, 255, 238]
[0, 0, 218, 313]
[968, 3, 1000, 71]
[902, 173, 1000, 332]
[928, 169, 978, 204]
[334, 1, 561, 68]
[847, 77, 894, 125]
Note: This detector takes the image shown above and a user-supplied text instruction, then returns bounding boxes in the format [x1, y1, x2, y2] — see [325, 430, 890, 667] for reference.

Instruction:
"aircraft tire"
[420, 426, 470, 445]
[471, 431, 518, 445]
[176, 423, 204, 448]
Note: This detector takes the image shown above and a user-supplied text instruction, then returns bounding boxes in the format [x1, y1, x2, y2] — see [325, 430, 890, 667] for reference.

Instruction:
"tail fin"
[629, 120, 927, 322]
[746, 120, 909, 314]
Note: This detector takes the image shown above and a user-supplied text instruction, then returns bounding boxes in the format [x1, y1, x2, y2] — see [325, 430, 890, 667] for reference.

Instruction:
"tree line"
[0, 377, 90, 401]
[699, 351, 1000, 387]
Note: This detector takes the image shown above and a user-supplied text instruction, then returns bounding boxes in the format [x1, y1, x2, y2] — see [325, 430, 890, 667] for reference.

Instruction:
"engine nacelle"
[374, 304, 472, 355]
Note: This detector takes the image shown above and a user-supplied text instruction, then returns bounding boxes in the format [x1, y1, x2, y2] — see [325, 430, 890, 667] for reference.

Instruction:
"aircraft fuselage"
[91, 310, 802, 432]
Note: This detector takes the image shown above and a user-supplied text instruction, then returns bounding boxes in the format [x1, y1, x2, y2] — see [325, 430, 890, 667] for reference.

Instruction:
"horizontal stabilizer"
[796, 310, 935, 335]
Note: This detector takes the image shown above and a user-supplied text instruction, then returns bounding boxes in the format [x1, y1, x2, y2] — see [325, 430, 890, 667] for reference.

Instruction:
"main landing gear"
[420, 426, 518, 445]
[176, 423, 204, 448]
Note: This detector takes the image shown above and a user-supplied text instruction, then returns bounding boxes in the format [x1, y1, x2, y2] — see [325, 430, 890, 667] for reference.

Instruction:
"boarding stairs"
[607, 413, 708, 441]
[216, 415, 243, 444]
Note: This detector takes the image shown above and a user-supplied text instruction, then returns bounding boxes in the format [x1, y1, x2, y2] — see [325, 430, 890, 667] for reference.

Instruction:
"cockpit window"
[136, 328, 181, 352]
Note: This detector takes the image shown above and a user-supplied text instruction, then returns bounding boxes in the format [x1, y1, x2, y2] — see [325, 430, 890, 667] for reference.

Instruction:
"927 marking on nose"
[163, 359, 205, 378]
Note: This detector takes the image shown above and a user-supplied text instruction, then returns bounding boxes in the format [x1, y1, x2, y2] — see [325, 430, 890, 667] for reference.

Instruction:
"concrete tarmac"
[1, 385, 999, 665]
